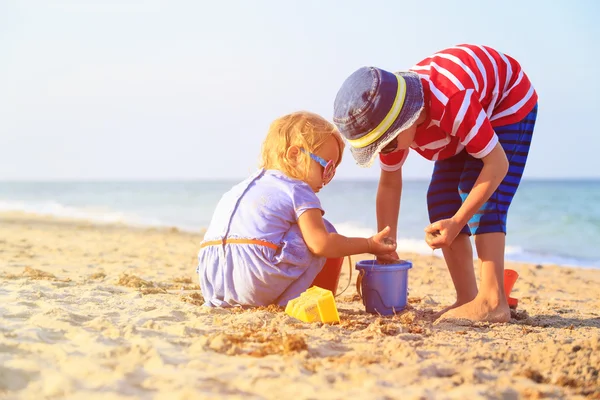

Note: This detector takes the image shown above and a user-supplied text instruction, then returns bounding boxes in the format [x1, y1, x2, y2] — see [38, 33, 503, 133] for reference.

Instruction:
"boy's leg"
[427, 152, 478, 316]
[435, 234, 477, 315]
[441, 105, 537, 322]
[474, 231, 508, 305]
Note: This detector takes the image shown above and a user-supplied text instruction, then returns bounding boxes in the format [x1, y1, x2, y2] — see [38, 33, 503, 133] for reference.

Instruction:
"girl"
[197, 111, 397, 307]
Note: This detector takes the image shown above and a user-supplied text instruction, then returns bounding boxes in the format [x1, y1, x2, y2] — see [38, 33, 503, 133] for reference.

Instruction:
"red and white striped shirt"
[380, 44, 538, 171]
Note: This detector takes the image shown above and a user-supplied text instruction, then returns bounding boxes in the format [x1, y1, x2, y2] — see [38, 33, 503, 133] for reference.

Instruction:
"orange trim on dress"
[200, 238, 279, 250]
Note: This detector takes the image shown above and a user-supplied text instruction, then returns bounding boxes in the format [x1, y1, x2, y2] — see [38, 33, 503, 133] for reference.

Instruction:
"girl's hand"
[424, 218, 461, 249]
[367, 226, 398, 256]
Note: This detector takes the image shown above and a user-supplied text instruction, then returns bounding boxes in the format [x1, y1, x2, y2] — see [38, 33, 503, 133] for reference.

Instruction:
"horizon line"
[1, 177, 600, 183]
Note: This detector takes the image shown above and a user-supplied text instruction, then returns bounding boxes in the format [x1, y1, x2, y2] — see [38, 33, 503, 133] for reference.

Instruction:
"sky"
[1, 0, 599, 181]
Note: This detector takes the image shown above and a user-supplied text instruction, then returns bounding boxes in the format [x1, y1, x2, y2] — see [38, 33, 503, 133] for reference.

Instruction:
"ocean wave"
[0, 201, 597, 268]
[332, 221, 599, 268]
[0, 200, 161, 227]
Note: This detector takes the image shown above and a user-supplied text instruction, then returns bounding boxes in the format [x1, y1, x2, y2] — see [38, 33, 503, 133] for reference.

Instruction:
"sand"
[1, 211, 599, 399]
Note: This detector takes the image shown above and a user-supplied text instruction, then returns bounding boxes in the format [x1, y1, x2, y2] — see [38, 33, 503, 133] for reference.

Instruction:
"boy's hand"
[367, 226, 398, 256]
[377, 252, 401, 264]
[425, 218, 461, 249]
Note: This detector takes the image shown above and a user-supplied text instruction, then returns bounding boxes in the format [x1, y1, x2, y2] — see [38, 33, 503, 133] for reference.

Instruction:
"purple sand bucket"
[355, 260, 412, 315]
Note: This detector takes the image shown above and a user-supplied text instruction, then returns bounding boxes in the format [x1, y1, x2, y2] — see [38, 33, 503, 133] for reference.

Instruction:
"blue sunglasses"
[300, 148, 336, 184]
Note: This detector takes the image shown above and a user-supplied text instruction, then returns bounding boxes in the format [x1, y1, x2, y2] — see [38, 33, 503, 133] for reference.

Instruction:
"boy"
[333, 44, 537, 322]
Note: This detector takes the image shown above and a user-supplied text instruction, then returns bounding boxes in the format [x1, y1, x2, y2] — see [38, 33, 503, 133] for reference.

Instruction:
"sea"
[1, 179, 599, 268]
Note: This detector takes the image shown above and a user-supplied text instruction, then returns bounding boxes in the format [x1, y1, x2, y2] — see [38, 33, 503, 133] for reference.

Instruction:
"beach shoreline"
[1, 211, 599, 399]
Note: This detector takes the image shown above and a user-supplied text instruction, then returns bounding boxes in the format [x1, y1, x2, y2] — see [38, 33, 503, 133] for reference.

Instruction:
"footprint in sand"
[43, 308, 93, 324]
[433, 318, 477, 327]
[133, 309, 187, 325]
[0, 366, 36, 392]
[3, 311, 31, 321]
[0, 342, 29, 357]
[34, 328, 67, 343]
[26, 308, 93, 334]
[16, 301, 39, 308]
[419, 364, 457, 378]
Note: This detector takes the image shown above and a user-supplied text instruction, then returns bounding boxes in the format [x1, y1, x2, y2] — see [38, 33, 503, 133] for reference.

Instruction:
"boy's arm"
[297, 209, 396, 259]
[376, 167, 403, 261]
[377, 167, 403, 238]
[453, 142, 508, 226]
[425, 142, 508, 247]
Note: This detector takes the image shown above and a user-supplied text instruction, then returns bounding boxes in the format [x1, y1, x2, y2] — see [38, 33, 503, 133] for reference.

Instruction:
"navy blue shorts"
[427, 104, 538, 235]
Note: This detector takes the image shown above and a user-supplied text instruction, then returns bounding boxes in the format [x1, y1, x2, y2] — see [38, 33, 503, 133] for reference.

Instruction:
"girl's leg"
[427, 152, 478, 315]
[441, 105, 538, 322]
[311, 257, 343, 295]
[311, 218, 344, 295]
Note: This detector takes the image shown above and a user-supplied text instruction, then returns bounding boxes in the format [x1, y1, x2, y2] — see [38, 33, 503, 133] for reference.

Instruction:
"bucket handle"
[355, 269, 365, 301]
[334, 256, 353, 298]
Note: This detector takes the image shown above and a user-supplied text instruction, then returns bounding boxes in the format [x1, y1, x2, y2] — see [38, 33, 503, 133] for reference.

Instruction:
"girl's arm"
[425, 142, 509, 247]
[297, 209, 396, 259]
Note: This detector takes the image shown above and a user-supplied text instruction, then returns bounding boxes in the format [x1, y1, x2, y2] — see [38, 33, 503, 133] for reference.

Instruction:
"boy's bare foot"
[438, 295, 511, 323]
[432, 301, 464, 320]
[432, 293, 478, 320]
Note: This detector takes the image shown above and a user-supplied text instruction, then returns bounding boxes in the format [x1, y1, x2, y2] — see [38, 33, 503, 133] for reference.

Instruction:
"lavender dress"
[197, 169, 335, 307]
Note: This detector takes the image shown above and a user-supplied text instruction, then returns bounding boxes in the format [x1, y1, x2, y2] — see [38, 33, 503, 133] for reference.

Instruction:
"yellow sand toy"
[285, 286, 340, 323]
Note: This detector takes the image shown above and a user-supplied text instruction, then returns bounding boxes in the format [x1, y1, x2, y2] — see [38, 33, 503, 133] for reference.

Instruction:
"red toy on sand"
[504, 269, 519, 309]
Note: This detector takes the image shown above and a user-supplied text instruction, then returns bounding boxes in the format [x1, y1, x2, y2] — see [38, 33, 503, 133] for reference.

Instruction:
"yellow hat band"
[347, 74, 407, 149]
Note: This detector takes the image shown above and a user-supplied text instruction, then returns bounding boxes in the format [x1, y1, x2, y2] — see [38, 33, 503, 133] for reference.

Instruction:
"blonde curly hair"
[260, 111, 344, 181]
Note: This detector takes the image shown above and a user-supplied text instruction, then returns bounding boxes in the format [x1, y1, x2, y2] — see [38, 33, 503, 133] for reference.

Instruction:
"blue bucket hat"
[333, 67, 424, 167]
